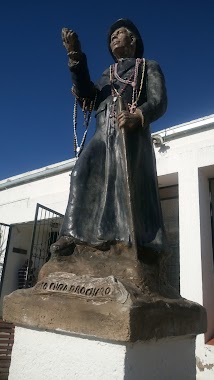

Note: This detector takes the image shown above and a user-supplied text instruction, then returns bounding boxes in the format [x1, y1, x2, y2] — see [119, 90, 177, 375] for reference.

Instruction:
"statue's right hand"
[61, 28, 82, 53]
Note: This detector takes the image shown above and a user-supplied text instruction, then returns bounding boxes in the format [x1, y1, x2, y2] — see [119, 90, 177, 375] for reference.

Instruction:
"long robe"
[60, 56, 167, 254]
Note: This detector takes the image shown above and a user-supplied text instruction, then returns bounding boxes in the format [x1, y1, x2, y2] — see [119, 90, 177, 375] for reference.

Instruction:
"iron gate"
[26, 204, 64, 287]
[0, 224, 11, 298]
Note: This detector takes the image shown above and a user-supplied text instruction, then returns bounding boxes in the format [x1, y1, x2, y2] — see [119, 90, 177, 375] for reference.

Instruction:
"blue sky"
[0, 0, 213, 180]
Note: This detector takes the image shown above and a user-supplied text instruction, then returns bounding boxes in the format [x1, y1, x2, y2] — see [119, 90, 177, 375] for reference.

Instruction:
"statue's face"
[110, 27, 136, 60]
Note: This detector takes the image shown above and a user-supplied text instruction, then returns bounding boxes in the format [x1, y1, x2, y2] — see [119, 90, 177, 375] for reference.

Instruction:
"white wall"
[9, 327, 196, 380]
[0, 223, 33, 313]
[154, 126, 214, 341]
[0, 171, 71, 225]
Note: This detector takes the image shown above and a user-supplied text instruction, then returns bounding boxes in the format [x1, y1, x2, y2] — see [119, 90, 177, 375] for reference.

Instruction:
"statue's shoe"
[50, 236, 75, 258]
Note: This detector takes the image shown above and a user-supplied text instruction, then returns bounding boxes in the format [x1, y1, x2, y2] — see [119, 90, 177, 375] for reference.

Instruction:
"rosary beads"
[110, 58, 145, 114]
[72, 88, 97, 158]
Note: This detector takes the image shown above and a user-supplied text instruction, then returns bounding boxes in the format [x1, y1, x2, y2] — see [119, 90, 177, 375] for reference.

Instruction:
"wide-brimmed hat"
[108, 18, 144, 61]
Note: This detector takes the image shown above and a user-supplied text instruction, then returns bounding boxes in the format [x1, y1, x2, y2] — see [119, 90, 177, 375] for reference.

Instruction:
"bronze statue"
[50, 19, 167, 262]
[35, 18, 171, 297]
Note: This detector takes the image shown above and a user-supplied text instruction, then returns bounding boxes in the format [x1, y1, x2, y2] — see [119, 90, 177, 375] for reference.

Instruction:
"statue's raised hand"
[61, 28, 82, 53]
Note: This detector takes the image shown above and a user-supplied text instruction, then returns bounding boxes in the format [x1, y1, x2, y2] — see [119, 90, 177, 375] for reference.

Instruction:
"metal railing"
[25, 204, 64, 287]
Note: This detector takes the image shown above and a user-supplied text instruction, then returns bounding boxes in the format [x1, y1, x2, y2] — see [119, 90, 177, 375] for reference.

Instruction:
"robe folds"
[60, 55, 168, 254]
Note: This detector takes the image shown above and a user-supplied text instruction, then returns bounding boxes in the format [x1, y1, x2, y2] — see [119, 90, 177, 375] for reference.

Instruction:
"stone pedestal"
[3, 272, 206, 342]
[9, 327, 196, 380]
[3, 269, 207, 379]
